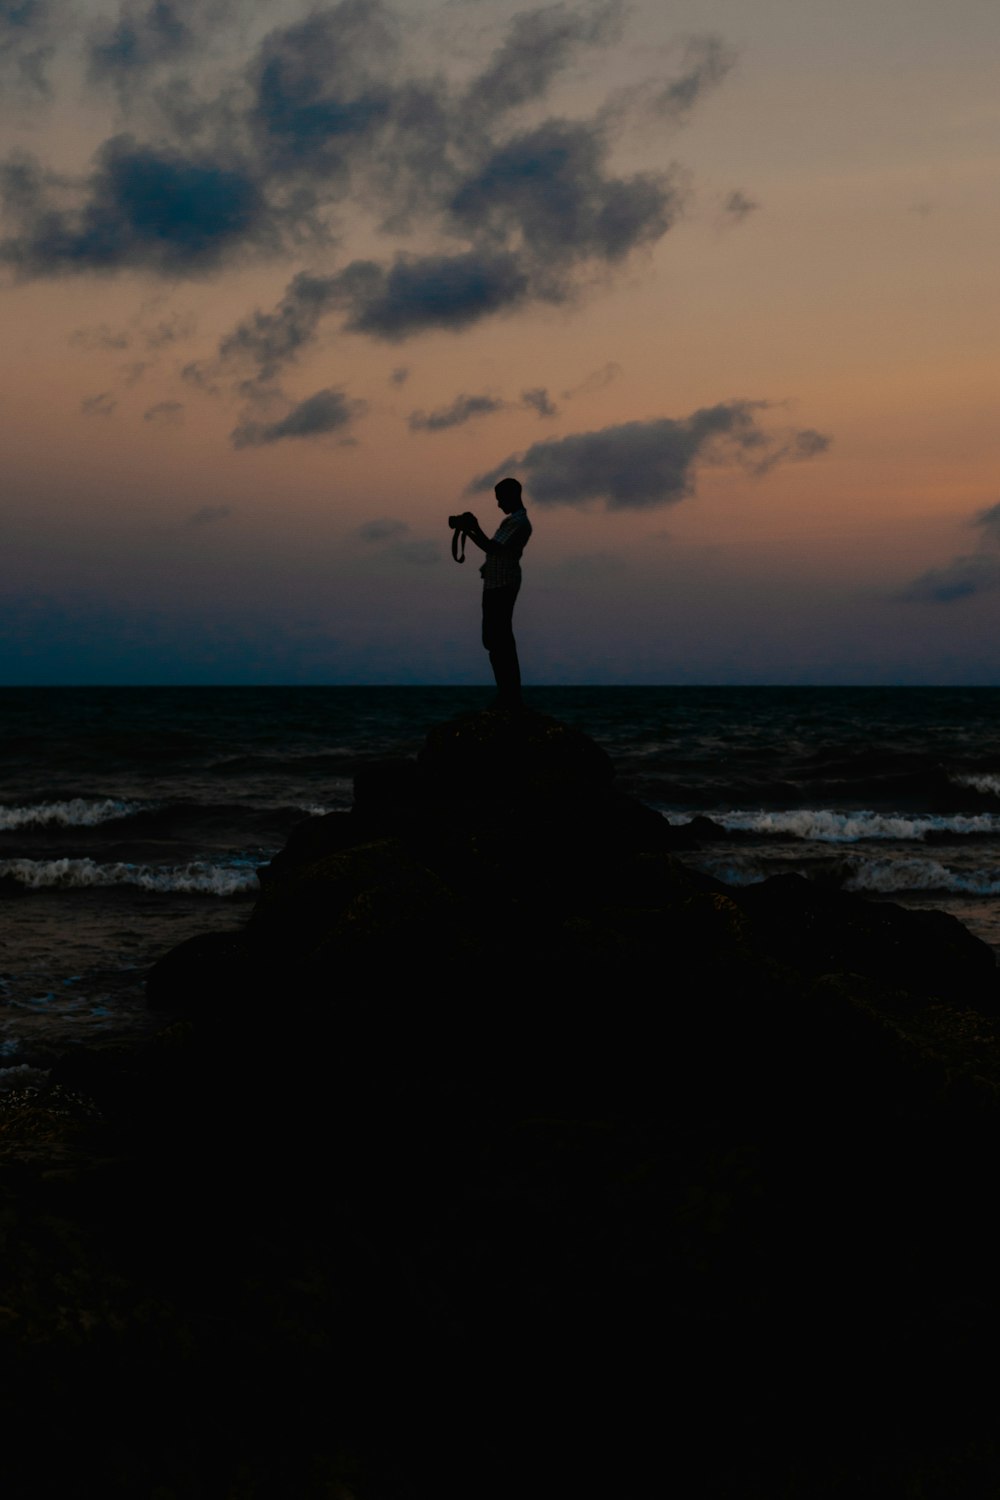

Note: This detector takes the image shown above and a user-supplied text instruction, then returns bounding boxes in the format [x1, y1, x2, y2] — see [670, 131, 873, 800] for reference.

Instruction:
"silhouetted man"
[461, 477, 532, 707]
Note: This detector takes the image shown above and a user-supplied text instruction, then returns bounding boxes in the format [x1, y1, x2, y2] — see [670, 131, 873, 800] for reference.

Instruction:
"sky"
[3, 0, 1000, 685]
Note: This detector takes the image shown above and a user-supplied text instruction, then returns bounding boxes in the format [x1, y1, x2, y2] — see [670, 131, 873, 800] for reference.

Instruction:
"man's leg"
[482, 586, 521, 705]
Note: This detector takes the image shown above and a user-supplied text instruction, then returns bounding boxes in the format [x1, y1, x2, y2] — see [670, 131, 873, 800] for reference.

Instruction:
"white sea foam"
[954, 773, 1000, 798]
[698, 852, 1000, 897]
[0, 797, 144, 831]
[676, 808, 1000, 842]
[843, 858, 1000, 896]
[0, 857, 259, 895]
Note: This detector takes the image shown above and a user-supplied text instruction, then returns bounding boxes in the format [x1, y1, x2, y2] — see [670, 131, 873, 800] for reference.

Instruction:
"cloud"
[974, 501, 1000, 540]
[898, 501, 1000, 602]
[466, 1, 624, 122]
[409, 392, 505, 432]
[0, 0, 56, 97]
[144, 399, 184, 424]
[231, 386, 365, 448]
[209, 271, 340, 386]
[333, 249, 534, 339]
[70, 309, 196, 354]
[721, 190, 759, 224]
[354, 516, 439, 563]
[447, 116, 682, 268]
[521, 387, 557, 418]
[652, 34, 738, 121]
[247, 0, 397, 182]
[897, 555, 1000, 604]
[81, 391, 117, 417]
[562, 361, 622, 398]
[0, 136, 268, 275]
[388, 366, 409, 386]
[468, 402, 831, 509]
[70, 323, 131, 352]
[188, 503, 230, 525]
[357, 517, 408, 542]
[87, 1, 206, 89]
[746, 427, 830, 476]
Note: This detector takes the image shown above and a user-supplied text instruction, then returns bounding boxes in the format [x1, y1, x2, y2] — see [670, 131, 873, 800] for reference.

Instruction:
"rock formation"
[4, 708, 1000, 1498]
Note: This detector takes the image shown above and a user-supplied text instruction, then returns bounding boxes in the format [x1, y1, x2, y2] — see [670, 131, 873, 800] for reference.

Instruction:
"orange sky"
[3, 0, 1000, 683]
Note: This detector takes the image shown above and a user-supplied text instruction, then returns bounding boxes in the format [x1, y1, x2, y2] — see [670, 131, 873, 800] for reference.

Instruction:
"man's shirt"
[481, 508, 532, 590]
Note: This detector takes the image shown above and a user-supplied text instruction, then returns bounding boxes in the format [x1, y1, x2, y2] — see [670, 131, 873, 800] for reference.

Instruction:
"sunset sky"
[3, 0, 1000, 684]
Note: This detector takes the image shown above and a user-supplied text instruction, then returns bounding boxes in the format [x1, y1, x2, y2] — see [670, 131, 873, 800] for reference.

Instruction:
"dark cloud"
[653, 34, 737, 121]
[722, 189, 759, 224]
[448, 117, 682, 267]
[187, 503, 230, 524]
[332, 250, 533, 339]
[468, 403, 831, 509]
[211, 271, 340, 385]
[0, 136, 268, 275]
[144, 399, 184, 424]
[188, 3, 715, 374]
[230, 387, 365, 448]
[898, 501, 1000, 602]
[898, 555, 1000, 604]
[388, 366, 409, 386]
[358, 517, 408, 542]
[247, 0, 396, 181]
[88, 1, 196, 87]
[0, 0, 56, 97]
[409, 392, 505, 432]
[747, 427, 830, 476]
[521, 387, 557, 418]
[974, 501, 1000, 539]
[81, 391, 117, 417]
[562, 361, 622, 399]
[466, 1, 623, 121]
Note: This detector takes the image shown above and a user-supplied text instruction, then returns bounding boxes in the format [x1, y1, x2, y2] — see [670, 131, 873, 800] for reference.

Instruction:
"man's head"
[494, 476, 522, 513]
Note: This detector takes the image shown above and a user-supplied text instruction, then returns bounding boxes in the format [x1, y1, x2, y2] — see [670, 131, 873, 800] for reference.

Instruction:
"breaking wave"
[678, 808, 1000, 842]
[0, 798, 145, 831]
[843, 858, 1000, 896]
[0, 856, 259, 895]
[953, 772, 1000, 798]
[701, 853, 1000, 897]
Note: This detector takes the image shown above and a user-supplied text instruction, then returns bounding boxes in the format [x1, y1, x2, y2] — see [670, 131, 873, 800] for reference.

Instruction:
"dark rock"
[417, 706, 614, 824]
[12, 706, 1000, 1500]
[145, 929, 257, 1013]
[734, 871, 1000, 1011]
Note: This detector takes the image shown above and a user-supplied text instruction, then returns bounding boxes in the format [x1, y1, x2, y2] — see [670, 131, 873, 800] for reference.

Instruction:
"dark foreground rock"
[5, 707, 1000, 1499]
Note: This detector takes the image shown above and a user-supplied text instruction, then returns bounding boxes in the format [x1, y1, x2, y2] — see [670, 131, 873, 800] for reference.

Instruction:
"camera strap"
[451, 527, 467, 563]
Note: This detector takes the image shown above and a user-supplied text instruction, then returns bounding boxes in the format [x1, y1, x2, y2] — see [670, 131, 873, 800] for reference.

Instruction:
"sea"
[3, 686, 1000, 1085]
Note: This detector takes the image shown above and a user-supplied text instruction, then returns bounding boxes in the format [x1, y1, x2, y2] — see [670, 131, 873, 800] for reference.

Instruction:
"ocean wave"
[677, 808, 1000, 842]
[843, 858, 1000, 897]
[954, 772, 1000, 798]
[700, 853, 1000, 897]
[0, 797, 145, 831]
[0, 856, 259, 895]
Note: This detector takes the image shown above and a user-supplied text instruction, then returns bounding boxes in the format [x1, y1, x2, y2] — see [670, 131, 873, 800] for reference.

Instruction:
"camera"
[448, 513, 471, 529]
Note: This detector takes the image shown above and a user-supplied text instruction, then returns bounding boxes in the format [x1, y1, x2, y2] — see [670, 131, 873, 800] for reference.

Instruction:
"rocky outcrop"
[5, 706, 1000, 1500]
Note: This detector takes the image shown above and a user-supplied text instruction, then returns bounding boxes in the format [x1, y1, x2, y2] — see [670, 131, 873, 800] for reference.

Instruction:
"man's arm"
[463, 515, 528, 556]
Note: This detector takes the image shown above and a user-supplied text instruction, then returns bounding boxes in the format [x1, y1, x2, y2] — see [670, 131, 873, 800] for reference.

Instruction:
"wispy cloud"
[231, 387, 365, 448]
[898, 501, 1000, 602]
[469, 402, 831, 509]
